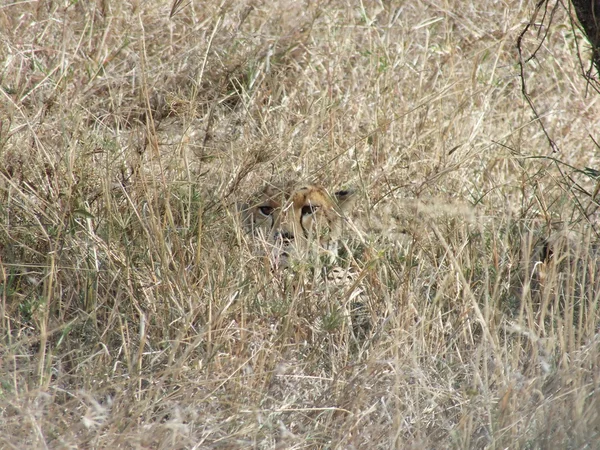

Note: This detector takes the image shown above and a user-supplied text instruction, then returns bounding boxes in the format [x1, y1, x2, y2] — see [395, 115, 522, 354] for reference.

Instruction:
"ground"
[1, 0, 600, 448]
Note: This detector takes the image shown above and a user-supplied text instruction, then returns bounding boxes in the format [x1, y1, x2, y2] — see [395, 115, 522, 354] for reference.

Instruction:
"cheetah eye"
[301, 204, 319, 216]
[258, 206, 274, 216]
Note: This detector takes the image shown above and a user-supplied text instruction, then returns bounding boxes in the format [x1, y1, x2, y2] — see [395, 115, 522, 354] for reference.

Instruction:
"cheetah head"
[242, 183, 356, 267]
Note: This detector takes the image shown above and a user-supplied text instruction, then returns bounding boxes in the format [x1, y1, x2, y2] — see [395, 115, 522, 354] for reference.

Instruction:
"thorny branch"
[518, 0, 600, 226]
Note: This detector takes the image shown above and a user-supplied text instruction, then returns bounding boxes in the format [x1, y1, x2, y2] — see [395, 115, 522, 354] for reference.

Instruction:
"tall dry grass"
[1, 0, 600, 448]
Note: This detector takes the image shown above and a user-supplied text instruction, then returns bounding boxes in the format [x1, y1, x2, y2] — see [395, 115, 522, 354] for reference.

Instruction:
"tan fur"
[244, 183, 355, 263]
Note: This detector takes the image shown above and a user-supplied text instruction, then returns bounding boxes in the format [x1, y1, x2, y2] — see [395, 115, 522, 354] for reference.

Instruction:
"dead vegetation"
[1, 0, 600, 448]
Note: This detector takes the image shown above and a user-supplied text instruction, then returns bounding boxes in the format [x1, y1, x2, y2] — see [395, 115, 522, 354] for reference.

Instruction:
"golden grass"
[1, 0, 600, 448]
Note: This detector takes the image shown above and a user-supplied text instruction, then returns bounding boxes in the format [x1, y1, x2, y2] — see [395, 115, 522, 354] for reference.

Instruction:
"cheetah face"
[243, 183, 355, 266]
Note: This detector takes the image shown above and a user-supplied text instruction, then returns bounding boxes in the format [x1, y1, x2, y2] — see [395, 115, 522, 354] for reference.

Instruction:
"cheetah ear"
[333, 189, 356, 213]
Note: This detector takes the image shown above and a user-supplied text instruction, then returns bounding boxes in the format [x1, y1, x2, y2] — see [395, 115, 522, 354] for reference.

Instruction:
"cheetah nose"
[275, 230, 294, 243]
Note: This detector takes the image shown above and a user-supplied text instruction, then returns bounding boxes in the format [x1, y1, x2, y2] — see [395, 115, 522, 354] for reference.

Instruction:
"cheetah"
[240, 182, 371, 337]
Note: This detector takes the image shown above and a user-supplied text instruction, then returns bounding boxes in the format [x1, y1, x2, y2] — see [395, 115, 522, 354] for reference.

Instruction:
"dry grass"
[2, 0, 600, 448]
